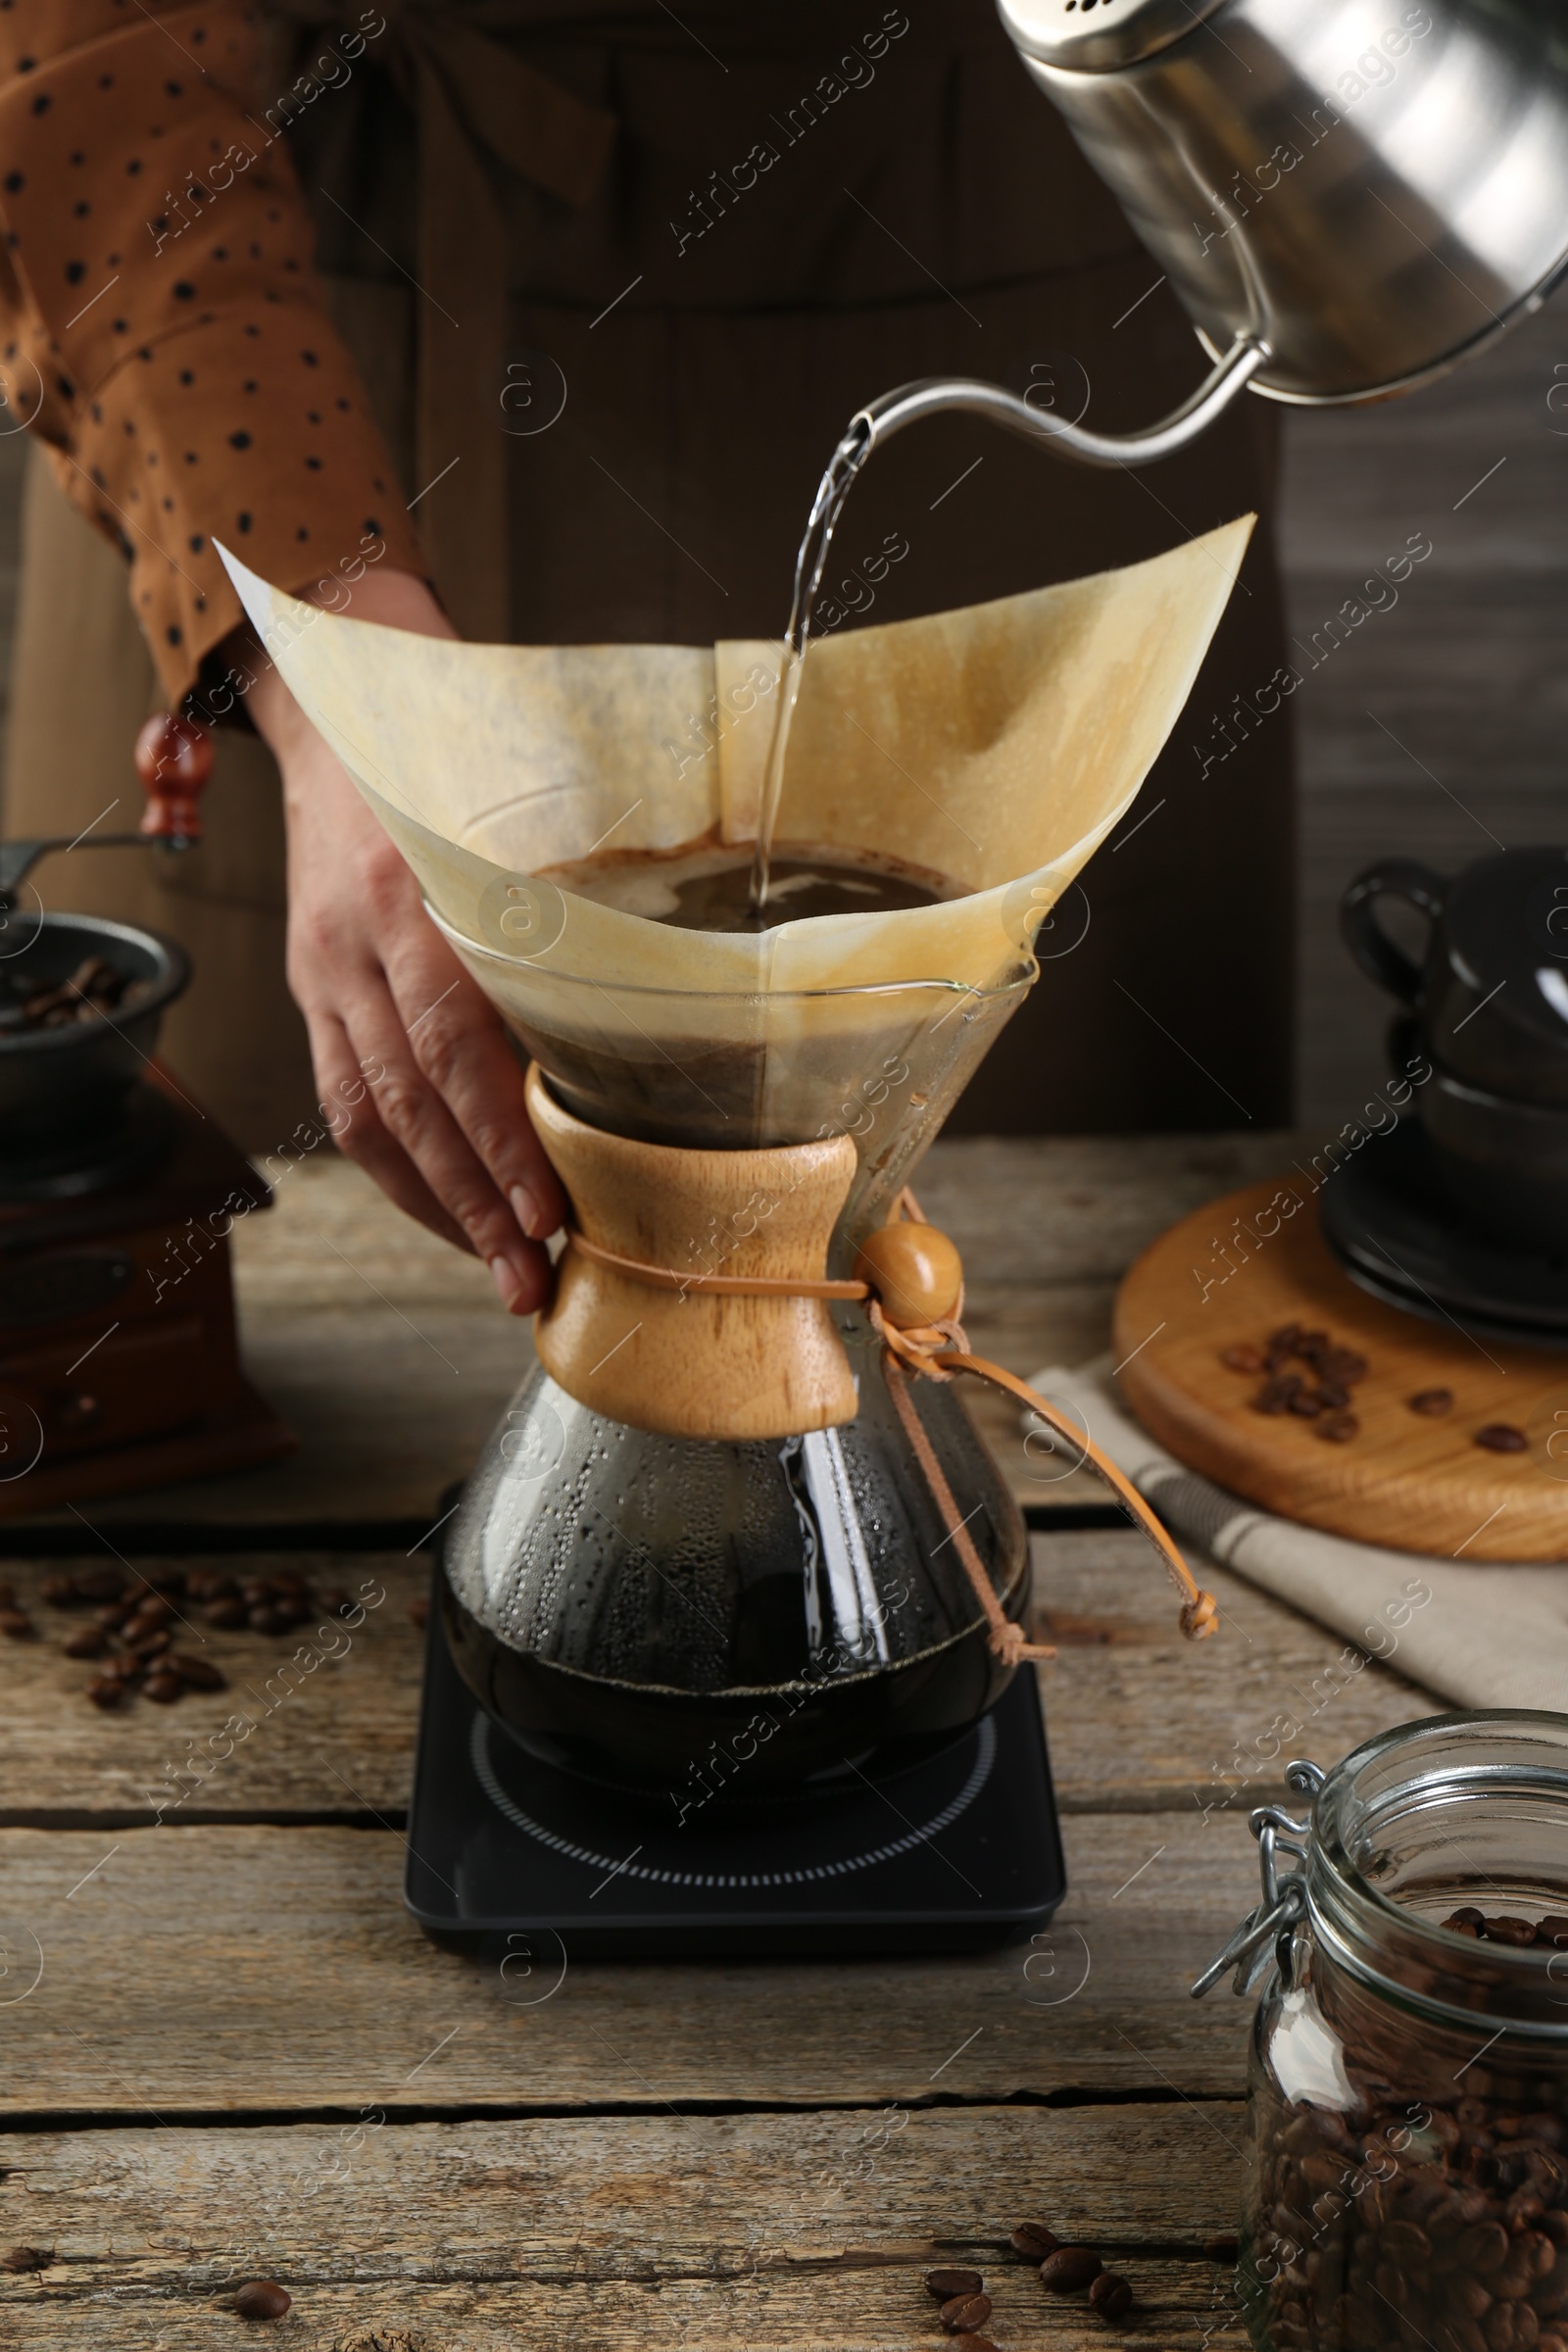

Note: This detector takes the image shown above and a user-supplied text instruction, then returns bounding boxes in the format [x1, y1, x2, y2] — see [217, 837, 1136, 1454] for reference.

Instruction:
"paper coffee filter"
[220, 517, 1251, 1003]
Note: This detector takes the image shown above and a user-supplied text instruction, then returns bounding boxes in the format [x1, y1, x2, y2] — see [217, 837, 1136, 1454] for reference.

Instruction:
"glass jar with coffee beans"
[1195, 1713, 1568, 2352]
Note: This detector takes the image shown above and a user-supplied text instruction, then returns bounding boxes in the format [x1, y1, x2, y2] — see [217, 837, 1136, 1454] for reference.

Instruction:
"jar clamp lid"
[1194, 1712, 1568, 2041]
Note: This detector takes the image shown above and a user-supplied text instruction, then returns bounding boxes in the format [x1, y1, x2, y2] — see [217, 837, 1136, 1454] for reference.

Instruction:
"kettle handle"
[852, 331, 1270, 469]
[1340, 858, 1449, 1006]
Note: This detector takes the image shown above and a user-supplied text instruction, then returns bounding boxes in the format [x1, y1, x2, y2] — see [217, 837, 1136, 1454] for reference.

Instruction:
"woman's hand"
[241, 568, 564, 1313]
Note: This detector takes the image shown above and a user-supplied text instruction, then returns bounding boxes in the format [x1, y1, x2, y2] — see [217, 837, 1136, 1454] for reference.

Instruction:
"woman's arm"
[243, 569, 564, 1312]
[0, 7, 562, 1305]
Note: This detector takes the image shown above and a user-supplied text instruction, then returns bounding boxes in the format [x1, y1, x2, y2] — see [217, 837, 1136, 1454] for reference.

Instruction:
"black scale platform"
[406, 1582, 1067, 1959]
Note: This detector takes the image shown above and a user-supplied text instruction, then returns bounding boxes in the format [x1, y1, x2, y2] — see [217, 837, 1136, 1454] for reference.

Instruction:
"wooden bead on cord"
[853, 1220, 963, 1329]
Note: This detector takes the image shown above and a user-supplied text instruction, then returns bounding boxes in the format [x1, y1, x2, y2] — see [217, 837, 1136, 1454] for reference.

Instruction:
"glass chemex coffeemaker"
[223, 530, 1241, 1954]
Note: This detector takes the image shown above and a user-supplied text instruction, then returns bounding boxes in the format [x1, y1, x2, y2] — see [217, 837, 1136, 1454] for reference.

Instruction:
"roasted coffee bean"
[273, 1594, 313, 1629]
[1254, 1375, 1302, 1415]
[187, 1571, 238, 1604]
[1411, 1388, 1454, 1415]
[1222, 1344, 1265, 1373]
[316, 1589, 352, 1620]
[62, 1624, 108, 1659]
[924, 2268, 984, 2299]
[125, 1626, 172, 1657]
[0, 1608, 34, 1640]
[1459, 2223, 1512, 2275]
[247, 1605, 291, 1636]
[143, 1672, 182, 1704]
[1489, 2304, 1541, 2352]
[1442, 2321, 1491, 2352]
[1, 2246, 51, 2273]
[1383, 2221, 1433, 2256]
[1484, 1916, 1539, 1946]
[204, 1597, 247, 1630]
[106, 1651, 143, 1681]
[1040, 2247, 1102, 2292]
[1376, 2260, 1411, 2308]
[240, 1579, 275, 1607]
[1318, 1381, 1352, 1409]
[166, 1653, 226, 1691]
[1474, 1424, 1528, 1453]
[73, 1567, 124, 1603]
[129, 1594, 173, 1627]
[1537, 1916, 1568, 1948]
[1089, 2273, 1133, 2320]
[1521, 2229, 1556, 2278]
[85, 1674, 123, 1709]
[1445, 1906, 1487, 1934]
[1010, 2223, 1059, 2261]
[232, 2278, 291, 2320]
[94, 1602, 131, 1630]
[1318, 1411, 1359, 1443]
[1289, 1389, 1325, 1417]
[40, 1573, 81, 1607]
[939, 2292, 992, 2332]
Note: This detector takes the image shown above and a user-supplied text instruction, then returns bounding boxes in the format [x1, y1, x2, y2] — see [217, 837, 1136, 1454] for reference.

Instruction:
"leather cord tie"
[560, 1211, 1219, 1667]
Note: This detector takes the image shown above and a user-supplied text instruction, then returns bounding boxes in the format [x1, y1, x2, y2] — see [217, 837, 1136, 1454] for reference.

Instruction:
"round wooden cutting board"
[1111, 1177, 1568, 1562]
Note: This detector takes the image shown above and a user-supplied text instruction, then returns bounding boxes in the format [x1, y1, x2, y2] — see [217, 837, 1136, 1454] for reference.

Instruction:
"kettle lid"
[995, 0, 1226, 74]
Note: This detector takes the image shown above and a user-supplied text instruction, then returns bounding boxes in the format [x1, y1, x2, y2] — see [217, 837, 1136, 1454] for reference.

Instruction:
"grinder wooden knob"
[854, 1220, 963, 1329]
[134, 712, 213, 843]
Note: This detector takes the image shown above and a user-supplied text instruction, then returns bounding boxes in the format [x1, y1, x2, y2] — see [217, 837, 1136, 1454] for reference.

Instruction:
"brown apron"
[2, 0, 1294, 1147]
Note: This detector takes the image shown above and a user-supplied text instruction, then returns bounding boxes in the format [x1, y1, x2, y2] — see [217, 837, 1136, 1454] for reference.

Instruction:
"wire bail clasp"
[1190, 1760, 1325, 2000]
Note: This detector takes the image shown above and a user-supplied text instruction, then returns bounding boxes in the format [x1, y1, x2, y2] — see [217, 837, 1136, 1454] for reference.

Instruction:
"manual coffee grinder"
[0, 715, 292, 1516]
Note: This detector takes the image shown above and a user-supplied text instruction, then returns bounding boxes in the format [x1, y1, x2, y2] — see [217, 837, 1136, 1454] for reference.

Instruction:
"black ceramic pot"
[1342, 847, 1568, 1106]
[1420, 1061, 1568, 1258]
[1343, 849, 1568, 1251]
[0, 913, 189, 1156]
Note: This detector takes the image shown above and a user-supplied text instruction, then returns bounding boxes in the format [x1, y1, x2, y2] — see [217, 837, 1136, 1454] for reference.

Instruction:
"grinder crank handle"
[135, 712, 214, 847]
[0, 712, 214, 909]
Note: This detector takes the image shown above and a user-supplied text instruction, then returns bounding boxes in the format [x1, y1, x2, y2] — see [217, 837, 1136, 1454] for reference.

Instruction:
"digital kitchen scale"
[406, 1558, 1067, 1960]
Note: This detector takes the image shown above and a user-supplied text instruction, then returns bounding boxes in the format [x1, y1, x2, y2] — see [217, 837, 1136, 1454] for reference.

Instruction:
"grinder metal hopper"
[221, 524, 1250, 1788]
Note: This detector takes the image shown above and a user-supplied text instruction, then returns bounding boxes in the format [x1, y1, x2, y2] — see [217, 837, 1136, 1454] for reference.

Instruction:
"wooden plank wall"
[1280, 280, 1568, 1124]
[1, 280, 1562, 1126]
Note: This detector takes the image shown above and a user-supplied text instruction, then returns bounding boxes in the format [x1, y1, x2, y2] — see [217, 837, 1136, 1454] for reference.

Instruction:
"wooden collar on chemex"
[557, 1166, 1222, 1665]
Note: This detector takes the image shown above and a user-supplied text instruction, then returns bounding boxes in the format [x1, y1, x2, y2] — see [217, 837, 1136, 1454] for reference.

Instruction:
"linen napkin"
[1025, 1359, 1568, 1710]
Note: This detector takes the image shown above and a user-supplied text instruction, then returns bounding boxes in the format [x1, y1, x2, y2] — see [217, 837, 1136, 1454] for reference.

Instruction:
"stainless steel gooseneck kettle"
[854, 0, 1568, 465]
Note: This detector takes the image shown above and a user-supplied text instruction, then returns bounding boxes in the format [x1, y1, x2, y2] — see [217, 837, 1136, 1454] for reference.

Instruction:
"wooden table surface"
[0, 1133, 1448, 2350]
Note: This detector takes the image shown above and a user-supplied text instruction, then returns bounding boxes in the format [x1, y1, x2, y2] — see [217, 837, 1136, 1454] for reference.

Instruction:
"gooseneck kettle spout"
[851, 331, 1271, 466]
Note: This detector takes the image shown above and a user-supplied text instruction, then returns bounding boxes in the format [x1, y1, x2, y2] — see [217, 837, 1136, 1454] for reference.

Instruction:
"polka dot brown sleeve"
[0, 1, 427, 708]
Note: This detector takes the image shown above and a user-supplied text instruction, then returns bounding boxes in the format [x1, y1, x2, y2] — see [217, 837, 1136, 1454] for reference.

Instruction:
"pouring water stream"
[746, 416, 874, 918]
